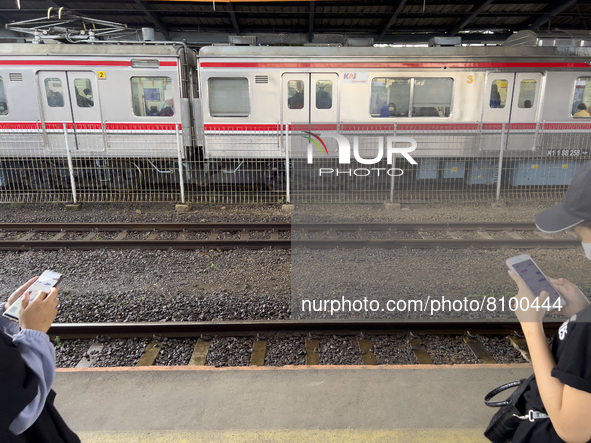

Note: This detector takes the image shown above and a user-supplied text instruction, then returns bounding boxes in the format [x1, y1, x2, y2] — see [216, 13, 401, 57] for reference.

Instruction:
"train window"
[209, 77, 250, 117]
[131, 77, 174, 117]
[371, 78, 410, 117]
[371, 77, 452, 117]
[412, 78, 452, 117]
[316, 80, 332, 109]
[489, 80, 507, 108]
[287, 80, 304, 110]
[572, 78, 591, 117]
[44, 78, 64, 108]
[517, 80, 536, 108]
[0, 76, 7, 115]
[74, 79, 94, 108]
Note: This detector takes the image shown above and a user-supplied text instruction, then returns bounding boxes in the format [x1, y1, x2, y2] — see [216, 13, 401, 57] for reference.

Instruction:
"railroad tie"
[83, 231, 97, 241]
[75, 343, 104, 369]
[508, 336, 531, 363]
[305, 339, 320, 365]
[463, 335, 496, 364]
[189, 339, 210, 366]
[357, 338, 377, 365]
[250, 340, 267, 366]
[18, 231, 36, 242]
[114, 230, 128, 241]
[410, 337, 433, 364]
[50, 231, 67, 241]
[137, 341, 162, 366]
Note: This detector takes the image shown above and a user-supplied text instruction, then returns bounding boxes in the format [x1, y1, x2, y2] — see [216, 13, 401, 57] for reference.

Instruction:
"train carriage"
[0, 43, 197, 189]
[1, 30, 591, 193]
[197, 36, 591, 187]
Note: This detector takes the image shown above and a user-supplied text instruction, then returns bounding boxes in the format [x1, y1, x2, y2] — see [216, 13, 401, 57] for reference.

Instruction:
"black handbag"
[483, 374, 548, 443]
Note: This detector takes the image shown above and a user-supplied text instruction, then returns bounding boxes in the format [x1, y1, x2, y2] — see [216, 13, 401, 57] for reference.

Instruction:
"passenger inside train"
[573, 102, 590, 117]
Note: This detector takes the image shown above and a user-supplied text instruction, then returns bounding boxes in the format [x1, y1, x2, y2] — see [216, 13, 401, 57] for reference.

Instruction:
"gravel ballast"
[1, 200, 586, 367]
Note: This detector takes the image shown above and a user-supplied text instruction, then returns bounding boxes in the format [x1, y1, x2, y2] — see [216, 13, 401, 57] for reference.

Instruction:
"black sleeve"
[0, 334, 38, 436]
[551, 320, 591, 393]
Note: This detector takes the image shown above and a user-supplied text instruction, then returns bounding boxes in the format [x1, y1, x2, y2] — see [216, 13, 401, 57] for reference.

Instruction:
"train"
[1, 29, 591, 192]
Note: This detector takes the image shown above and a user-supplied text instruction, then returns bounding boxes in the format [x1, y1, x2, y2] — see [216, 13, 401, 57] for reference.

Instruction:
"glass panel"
[573, 78, 591, 117]
[315, 80, 332, 109]
[0, 76, 7, 115]
[288, 80, 304, 110]
[517, 80, 536, 108]
[131, 77, 174, 117]
[412, 78, 453, 117]
[44, 78, 64, 108]
[209, 77, 250, 117]
[74, 78, 94, 108]
[490, 79, 507, 109]
[371, 78, 410, 117]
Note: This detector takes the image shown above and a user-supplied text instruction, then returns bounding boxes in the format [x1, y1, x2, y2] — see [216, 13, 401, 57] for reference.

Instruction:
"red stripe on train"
[200, 62, 591, 69]
[0, 122, 180, 131]
[0, 60, 177, 67]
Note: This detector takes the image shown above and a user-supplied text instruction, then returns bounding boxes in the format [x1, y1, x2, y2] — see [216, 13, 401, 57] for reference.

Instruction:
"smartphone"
[506, 254, 564, 309]
[2, 270, 63, 321]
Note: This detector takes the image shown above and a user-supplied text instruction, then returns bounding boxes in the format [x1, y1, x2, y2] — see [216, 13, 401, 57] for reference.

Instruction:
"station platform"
[53, 364, 534, 442]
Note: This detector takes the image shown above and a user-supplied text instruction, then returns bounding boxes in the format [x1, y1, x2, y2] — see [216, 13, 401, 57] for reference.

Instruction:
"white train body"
[1, 34, 591, 188]
[0, 44, 190, 159]
[198, 44, 591, 162]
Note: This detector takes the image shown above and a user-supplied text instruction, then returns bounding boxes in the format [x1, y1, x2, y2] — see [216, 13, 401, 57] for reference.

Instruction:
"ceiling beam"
[308, 1, 315, 42]
[522, 0, 579, 30]
[378, 0, 407, 41]
[226, 3, 241, 35]
[133, 0, 169, 40]
[448, 0, 494, 36]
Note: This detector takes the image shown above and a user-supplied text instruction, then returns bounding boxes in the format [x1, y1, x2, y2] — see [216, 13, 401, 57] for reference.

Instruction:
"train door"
[38, 71, 103, 154]
[281, 72, 339, 158]
[482, 72, 543, 151]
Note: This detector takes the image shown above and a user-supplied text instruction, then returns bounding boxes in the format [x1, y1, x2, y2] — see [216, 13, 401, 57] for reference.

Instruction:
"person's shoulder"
[574, 304, 591, 323]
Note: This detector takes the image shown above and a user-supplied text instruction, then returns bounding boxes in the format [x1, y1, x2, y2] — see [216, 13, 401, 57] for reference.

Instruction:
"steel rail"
[0, 222, 579, 250]
[48, 320, 562, 339]
[0, 221, 541, 231]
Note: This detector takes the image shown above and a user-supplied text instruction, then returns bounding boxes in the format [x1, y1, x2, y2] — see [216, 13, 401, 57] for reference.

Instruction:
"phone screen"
[2, 270, 62, 321]
[511, 258, 561, 303]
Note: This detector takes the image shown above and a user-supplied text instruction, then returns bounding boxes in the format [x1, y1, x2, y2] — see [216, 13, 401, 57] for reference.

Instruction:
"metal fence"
[0, 122, 587, 204]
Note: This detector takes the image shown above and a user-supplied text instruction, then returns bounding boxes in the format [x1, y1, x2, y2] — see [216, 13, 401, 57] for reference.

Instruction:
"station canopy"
[1, 0, 590, 47]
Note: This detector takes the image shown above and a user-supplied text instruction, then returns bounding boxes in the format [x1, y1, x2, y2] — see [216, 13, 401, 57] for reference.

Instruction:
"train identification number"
[546, 149, 589, 157]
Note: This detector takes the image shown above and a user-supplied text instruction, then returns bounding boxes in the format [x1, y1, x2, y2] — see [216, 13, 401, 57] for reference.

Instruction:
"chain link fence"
[0, 122, 587, 204]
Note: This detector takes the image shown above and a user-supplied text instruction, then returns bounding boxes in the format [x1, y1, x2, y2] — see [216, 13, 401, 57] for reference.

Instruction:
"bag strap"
[484, 379, 525, 407]
[514, 410, 550, 422]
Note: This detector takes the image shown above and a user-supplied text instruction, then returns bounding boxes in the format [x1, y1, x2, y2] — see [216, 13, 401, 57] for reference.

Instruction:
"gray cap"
[535, 161, 591, 233]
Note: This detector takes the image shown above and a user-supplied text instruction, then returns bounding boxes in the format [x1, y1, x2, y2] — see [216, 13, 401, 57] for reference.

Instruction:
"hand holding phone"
[506, 254, 564, 313]
[3, 270, 63, 321]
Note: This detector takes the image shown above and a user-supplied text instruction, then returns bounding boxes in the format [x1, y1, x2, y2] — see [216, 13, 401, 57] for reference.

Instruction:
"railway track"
[50, 320, 557, 368]
[0, 222, 580, 250]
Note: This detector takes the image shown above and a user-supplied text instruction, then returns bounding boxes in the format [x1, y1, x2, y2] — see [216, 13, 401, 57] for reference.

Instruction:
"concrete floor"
[52, 364, 534, 442]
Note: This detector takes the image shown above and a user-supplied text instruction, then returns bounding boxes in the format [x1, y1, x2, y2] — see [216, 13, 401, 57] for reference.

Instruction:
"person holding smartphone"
[0, 276, 80, 442]
[506, 161, 591, 443]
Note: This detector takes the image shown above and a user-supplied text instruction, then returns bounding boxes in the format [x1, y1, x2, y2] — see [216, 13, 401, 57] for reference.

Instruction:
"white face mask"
[582, 242, 591, 260]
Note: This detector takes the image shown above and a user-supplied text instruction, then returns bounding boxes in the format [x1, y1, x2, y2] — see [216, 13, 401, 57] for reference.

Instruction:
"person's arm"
[7, 288, 59, 435]
[510, 271, 591, 443]
[9, 329, 55, 434]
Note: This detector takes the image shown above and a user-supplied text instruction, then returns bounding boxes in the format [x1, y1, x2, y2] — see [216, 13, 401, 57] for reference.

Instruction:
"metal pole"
[285, 123, 291, 204]
[390, 123, 397, 203]
[176, 124, 186, 204]
[63, 123, 77, 204]
[496, 123, 506, 200]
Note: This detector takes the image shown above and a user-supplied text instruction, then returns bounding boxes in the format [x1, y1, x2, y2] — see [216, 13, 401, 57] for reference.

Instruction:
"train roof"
[198, 44, 591, 60]
[0, 43, 182, 57]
